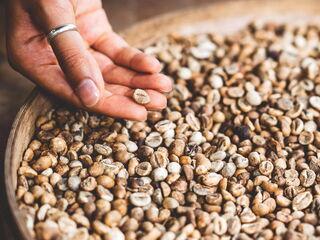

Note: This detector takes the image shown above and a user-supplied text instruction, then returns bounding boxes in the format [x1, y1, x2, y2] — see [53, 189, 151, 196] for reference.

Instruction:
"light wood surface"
[3, 0, 320, 239]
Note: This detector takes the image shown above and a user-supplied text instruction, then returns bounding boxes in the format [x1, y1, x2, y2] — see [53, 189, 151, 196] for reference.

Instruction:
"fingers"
[135, 89, 167, 111]
[33, 65, 148, 120]
[95, 87, 167, 120]
[95, 95, 148, 121]
[29, 0, 105, 107]
[75, 0, 161, 73]
[103, 66, 172, 93]
[105, 84, 167, 110]
[93, 31, 162, 73]
[91, 50, 172, 93]
[31, 65, 163, 121]
[114, 47, 162, 74]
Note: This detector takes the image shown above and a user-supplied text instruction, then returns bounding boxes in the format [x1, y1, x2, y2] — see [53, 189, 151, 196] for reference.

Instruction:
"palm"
[7, 0, 171, 120]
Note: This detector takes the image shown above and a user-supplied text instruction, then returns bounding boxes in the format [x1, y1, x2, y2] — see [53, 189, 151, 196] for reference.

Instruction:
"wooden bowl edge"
[5, 89, 41, 240]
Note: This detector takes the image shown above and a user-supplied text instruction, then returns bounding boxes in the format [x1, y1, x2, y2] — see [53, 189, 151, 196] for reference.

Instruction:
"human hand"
[6, 0, 172, 121]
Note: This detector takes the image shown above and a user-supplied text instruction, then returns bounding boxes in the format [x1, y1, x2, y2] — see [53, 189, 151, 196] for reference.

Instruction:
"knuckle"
[61, 48, 87, 71]
[115, 47, 130, 63]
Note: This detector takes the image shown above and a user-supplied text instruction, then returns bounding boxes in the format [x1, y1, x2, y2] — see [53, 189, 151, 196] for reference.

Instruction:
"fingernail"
[76, 79, 100, 107]
[147, 56, 161, 72]
[149, 56, 160, 66]
[166, 76, 174, 92]
[161, 75, 173, 92]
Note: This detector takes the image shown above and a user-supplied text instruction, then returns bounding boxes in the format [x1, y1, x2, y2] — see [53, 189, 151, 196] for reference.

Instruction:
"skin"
[6, 0, 172, 121]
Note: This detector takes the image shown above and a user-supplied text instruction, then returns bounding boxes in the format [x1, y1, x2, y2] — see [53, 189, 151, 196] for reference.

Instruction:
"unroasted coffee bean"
[227, 216, 241, 235]
[212, 216, 227, 235]
[130, 192, 151, 207]
[259, 161, 274, 176]
[167, 162, 181, 174]
[88, 162, 104, 177]
[32, 155, 53, 172]
[50, 137, 67, 153]
[145, 132, 163, 148]
[298, 131, 314, 145]
[170, 139, 185, 156]
[193, 183, 215, 196]
[309, 96, 320, 110]
[133, 89, 150, 105]
[201, 172, 222, 186]
[80, 177, 97, 192]
[246, 90, 262, 106]
[152, 167, 168, 182]
[163, 197, 179, 209]
[68, 176, 81, 191]
[292, 191, 313, 211]
[136, 162, 152, 176]
[209, 74, 224, 89]
[155, 120, 175, 133]
[228, 87, 244, 98]
[300, 169, 316, 187]
[94, 144, 112, 156]
[278, 98, 293, 111]
[221, 162, 236, 177]
[186, 113, 201, 131]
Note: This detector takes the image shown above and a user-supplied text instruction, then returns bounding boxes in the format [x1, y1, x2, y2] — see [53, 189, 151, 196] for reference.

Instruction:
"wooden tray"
[5, 0, 320, 239]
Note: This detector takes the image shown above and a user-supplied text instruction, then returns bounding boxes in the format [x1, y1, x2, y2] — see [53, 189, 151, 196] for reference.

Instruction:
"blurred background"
[0, 0, 225, 239]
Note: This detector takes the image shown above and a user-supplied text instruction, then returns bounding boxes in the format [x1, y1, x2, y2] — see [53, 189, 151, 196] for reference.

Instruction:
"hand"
[6, 0, 172, 121]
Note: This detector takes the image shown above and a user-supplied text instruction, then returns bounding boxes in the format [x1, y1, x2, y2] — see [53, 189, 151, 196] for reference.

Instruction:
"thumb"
[30, 0, 105, 107]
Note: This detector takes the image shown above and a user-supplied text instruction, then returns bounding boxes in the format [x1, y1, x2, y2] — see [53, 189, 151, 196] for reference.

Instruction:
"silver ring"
[47, 23, 78, 44]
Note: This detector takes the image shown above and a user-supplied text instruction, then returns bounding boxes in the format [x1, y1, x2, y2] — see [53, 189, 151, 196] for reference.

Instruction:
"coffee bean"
[133, 89, 150, 105]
